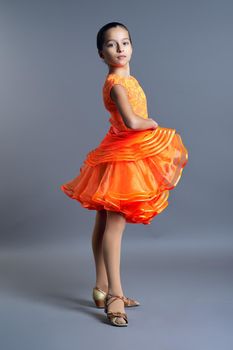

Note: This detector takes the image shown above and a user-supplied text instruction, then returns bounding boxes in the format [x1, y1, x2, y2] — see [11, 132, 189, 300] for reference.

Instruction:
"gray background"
[0, 0, 233, 349]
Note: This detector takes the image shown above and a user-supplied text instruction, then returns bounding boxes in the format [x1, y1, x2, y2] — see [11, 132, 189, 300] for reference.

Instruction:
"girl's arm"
[110, 85, 158, 131]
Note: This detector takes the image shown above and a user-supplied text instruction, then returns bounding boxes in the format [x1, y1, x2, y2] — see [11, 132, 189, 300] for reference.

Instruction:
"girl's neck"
[108, 66, 131, 78]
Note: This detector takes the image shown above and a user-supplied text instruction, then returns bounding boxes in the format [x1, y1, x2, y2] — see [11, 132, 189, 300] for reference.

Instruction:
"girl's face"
[100, 26, 133, 68]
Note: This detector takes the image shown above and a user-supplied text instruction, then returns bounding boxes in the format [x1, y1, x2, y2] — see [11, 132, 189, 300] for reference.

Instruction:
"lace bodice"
[102, 73, 148, 132]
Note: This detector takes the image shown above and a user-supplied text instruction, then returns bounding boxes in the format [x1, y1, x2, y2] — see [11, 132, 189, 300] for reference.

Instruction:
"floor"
[0, 224, 232, 350]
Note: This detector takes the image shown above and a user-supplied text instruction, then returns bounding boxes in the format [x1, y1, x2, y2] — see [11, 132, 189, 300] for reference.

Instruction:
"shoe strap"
[107, 311, 128, 320]
[106, 294, 125, 307]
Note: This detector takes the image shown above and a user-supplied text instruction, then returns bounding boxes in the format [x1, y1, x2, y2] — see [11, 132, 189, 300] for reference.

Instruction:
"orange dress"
[60, 73, 188, 225]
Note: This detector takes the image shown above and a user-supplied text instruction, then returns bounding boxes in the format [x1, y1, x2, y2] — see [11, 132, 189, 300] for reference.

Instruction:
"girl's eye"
[107, 41, 129, 47]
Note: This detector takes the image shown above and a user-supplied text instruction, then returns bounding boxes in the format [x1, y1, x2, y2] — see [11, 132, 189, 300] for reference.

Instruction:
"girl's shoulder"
[103, 73, 138, 94]
[102, 73, 147, 112]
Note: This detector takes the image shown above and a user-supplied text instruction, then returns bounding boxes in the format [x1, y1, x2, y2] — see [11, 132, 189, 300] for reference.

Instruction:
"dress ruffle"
[60, 126, 188, 225]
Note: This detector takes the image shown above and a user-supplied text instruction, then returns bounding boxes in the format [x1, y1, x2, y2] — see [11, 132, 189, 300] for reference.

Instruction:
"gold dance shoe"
[104, 293, 128, 327]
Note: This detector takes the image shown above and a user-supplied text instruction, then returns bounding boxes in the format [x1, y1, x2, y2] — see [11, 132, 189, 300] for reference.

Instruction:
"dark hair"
[96, 22, 132, 52]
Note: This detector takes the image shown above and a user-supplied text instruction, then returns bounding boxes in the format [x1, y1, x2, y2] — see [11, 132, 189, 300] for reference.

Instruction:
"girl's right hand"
[148, 118, 159, 129]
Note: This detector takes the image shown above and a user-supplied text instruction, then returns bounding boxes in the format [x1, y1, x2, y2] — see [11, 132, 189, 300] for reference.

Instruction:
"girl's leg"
[91, 209, 108, 292]
[102, 210, 127, 325]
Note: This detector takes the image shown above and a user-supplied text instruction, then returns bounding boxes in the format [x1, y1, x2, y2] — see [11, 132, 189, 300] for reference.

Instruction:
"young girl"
[60, 22, 188, 327]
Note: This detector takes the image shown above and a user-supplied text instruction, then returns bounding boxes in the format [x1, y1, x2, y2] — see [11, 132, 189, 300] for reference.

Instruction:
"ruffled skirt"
[60, 126, 188, 225]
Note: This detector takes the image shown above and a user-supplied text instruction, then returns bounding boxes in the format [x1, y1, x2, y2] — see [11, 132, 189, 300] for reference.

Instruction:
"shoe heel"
[92, 287, 106, 308]
[94, 299, 105, 308]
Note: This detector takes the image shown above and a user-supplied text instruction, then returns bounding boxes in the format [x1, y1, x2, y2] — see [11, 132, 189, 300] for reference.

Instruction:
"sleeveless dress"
[60, 73, 188, 225]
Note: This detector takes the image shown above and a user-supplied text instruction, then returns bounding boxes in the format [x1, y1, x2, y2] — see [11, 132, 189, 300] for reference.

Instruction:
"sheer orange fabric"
[60, 73, 188, 225]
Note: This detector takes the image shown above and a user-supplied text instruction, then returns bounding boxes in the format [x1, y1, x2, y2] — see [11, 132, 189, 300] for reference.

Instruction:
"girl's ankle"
[108, 289, 124, 296]
[95, 283, 108, 293]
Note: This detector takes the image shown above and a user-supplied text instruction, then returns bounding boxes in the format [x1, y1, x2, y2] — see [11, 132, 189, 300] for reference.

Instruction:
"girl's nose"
[117, 45, 124, 52]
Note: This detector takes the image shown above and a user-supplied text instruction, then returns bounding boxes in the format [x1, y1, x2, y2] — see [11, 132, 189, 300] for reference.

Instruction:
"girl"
[60, 22, 188, 327]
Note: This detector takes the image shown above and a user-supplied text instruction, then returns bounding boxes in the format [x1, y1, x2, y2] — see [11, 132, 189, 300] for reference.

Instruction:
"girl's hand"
[148, 118, 159, 129]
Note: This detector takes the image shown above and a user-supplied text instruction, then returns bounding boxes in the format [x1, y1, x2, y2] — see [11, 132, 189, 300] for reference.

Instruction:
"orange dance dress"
[60, 73, 188, 225]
